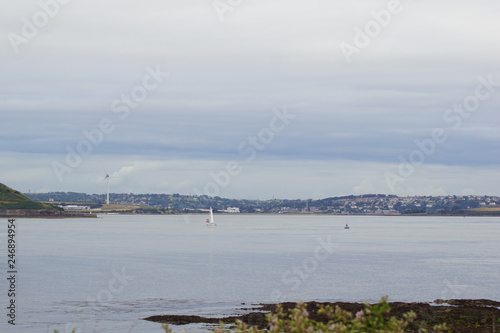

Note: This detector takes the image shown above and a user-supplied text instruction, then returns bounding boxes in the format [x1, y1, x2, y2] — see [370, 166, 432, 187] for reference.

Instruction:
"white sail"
[207, 207, 216, 227]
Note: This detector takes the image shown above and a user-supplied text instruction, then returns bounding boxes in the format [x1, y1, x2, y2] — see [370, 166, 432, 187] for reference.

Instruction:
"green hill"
[0, 183, 61, 210]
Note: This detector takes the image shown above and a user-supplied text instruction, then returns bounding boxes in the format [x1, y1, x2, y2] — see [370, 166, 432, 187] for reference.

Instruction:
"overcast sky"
[1, 0, 499, 199]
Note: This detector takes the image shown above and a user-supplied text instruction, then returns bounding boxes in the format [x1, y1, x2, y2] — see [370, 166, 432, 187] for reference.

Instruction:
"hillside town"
[25, 192, 500, 215]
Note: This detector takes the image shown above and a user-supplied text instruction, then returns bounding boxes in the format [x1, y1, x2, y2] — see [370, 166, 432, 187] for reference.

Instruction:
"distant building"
[224, 207, 240, 213]
[62, 205, 90, 210]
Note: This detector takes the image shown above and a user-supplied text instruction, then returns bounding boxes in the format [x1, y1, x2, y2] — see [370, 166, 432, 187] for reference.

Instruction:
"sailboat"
[206, 207, 217, 228]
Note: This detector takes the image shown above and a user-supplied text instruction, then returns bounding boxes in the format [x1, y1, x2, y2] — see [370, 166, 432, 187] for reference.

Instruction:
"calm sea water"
[1, 214, 499, 332]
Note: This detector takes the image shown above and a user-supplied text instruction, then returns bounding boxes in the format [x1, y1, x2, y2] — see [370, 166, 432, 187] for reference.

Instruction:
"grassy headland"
[0, 183, 95, 218]
[0, 183, 61, 210]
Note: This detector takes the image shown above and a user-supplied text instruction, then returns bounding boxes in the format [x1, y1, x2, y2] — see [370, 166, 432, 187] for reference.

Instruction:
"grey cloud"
[1, 0, 499, 197]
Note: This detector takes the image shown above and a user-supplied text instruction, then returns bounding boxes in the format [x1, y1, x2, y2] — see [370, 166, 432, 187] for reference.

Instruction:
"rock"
[144, 299, 500, 332]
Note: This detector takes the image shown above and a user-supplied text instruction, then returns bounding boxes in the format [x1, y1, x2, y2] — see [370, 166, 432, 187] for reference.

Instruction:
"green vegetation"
[126, 207, 178, 214]
[0, 183, 61, 211]
[465, 206, 500, 216]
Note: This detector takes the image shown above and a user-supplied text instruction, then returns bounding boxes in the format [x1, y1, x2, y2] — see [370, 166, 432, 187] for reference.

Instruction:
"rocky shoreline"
[144, 299, 500, 332]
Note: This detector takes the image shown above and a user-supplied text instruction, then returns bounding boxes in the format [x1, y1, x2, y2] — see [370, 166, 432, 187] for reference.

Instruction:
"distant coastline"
[95, 211, 500, 217]
[25, 192, 500, 216]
